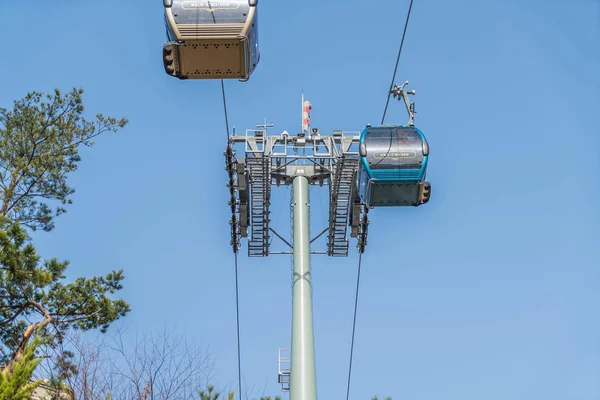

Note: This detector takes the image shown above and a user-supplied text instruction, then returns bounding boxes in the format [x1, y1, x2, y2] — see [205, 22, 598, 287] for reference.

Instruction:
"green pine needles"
[199, 385, 234, 400]
[0, 87, 130, 386]
[0, 222, 130, 371]
[0, 338, 43, 400]
[0, 88, 128, 232]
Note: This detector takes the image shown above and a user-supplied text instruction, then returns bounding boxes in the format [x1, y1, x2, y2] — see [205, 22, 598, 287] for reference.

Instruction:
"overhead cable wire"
[221, 80, 231, 137]
[221, 78, 242, 399]
[381, 0, 415, 125]
[345, 252, 364, 400]
[347, 4, 415, 394]
[233, 251, 243, 399]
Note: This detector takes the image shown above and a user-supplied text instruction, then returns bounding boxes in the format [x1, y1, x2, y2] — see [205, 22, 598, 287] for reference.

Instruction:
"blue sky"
[1, 0, 599, 399]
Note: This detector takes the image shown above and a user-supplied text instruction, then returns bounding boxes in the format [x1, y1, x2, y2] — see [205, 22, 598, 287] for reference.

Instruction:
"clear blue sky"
[1, 0, 599, 399]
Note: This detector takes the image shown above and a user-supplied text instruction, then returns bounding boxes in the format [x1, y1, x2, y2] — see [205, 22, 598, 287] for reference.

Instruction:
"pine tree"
[0, 222, 130, 372]
[0, 338, 43, 399]
[0, 88, 130, 375]
[0, 88, 127, 232]
[200, 385, 234, 400]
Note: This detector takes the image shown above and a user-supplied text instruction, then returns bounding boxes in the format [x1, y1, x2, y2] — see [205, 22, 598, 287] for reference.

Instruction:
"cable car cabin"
[357, 125, 431, 207]
[162, 0, 260, 80]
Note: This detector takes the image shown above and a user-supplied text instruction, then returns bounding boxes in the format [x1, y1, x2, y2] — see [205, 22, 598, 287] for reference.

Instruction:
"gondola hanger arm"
[390, 81, 416, 126]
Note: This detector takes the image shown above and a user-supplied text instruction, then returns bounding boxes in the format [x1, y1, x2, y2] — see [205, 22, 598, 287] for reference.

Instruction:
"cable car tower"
[224, 85, 426, 399]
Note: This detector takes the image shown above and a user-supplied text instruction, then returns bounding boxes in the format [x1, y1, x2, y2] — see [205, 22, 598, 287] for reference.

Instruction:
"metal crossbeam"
[225, 128, 369, 257]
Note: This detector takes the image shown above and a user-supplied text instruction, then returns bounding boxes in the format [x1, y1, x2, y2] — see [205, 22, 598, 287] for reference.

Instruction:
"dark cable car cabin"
[356, 82, 431, 207]
[162, 0, 260, 81]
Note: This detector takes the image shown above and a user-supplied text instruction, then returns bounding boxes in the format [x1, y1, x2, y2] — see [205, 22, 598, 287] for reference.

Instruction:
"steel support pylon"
[225, 118, 370, 396]
[290, 175, 317, 400]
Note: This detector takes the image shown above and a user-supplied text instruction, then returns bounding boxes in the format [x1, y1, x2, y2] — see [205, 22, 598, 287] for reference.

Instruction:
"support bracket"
[390, 80, 416, 126]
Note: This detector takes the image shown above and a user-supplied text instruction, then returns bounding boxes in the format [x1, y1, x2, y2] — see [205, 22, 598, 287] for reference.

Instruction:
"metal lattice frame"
[224, 127, 370, 257]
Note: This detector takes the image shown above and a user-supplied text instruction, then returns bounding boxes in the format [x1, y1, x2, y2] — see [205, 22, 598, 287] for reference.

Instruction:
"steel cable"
[381, 0, 415, 125]
[345, 252, 363, 400]
[347, 2, 416, 396]
[221, 78, 242, 399]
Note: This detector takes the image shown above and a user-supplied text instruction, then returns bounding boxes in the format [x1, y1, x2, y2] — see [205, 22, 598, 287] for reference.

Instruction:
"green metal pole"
[290, 175, 317, 400]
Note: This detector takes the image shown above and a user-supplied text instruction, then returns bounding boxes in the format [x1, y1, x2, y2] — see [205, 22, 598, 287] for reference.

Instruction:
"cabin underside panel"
[163, 39, 248, 79]
[367, 181, 431, 207]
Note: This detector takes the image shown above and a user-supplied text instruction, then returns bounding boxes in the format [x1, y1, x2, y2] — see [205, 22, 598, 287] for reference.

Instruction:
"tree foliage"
[44, 329, 214, 400]
[200, 385, 234, 400]
[0, 88, 128, 232]
[0, 87, 129, 386]
[0, 337, 43, 399]
[0, 223, 130, 371]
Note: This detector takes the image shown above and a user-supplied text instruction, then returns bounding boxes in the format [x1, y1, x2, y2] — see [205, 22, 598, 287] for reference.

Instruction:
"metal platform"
[224, 126, 370, 257]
